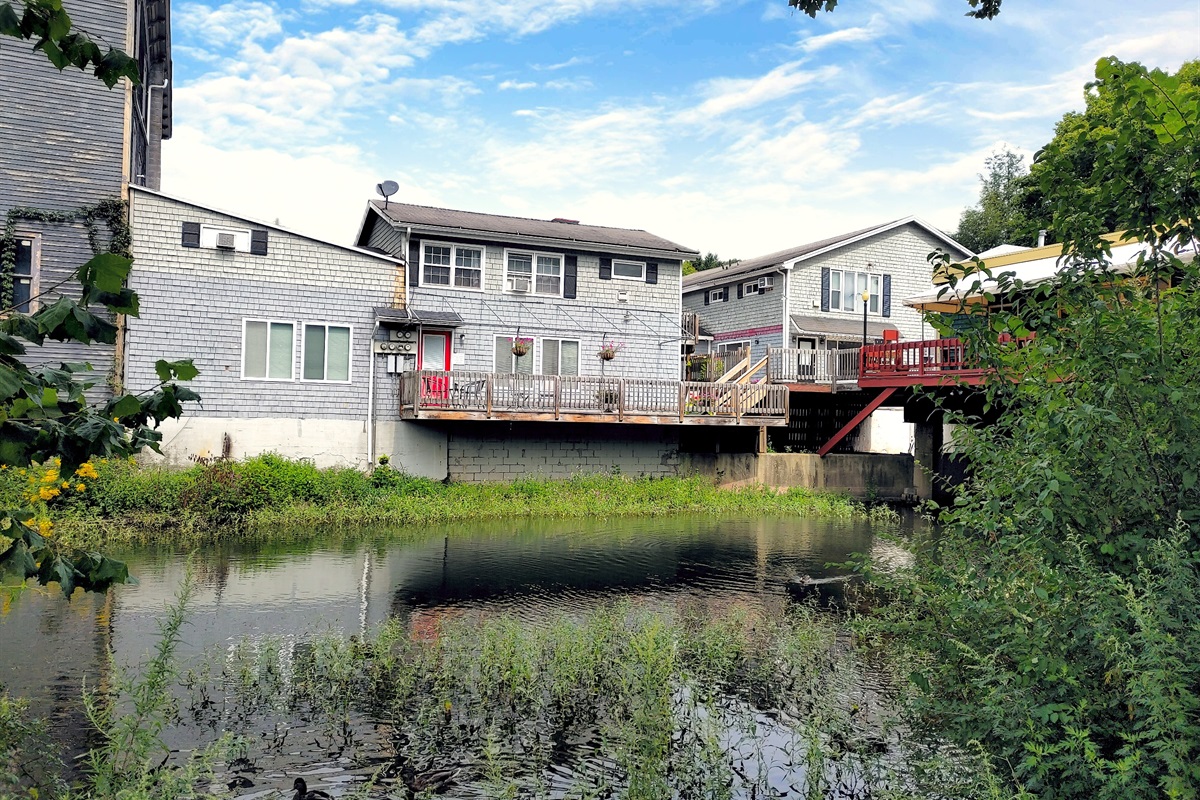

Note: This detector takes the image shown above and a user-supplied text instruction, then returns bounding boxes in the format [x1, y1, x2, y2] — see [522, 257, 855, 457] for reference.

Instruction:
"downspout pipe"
[366, 318, 381, 467]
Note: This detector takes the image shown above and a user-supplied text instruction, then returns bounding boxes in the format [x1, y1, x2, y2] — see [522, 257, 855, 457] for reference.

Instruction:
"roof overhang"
[374, 307, 465, 327]
[789, 313, 899, 342]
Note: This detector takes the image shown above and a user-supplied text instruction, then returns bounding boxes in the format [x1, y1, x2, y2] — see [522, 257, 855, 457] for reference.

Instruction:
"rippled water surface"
[1, 513, 918, 797]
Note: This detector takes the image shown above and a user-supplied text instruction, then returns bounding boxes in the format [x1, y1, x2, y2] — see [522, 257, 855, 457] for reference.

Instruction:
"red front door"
[419, 331, 452, 405]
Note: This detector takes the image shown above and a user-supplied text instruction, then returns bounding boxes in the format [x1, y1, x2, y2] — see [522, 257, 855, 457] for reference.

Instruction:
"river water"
[0, 513, 918, 797]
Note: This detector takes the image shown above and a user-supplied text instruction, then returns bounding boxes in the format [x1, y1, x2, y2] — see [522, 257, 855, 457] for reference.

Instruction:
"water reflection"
[0, 513, 917, 768]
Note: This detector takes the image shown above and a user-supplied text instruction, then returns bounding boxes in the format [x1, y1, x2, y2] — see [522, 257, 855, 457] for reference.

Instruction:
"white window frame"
[301, 322, 353, 383]
[540, 338, 581, 376]
[829, 270, 880, 314]
[493, 334, 536, 373]
[612, 259, 645, 281]
[742, 280, 761, 297]
[419, 241, 484, 291]
[199, 224, 252, 252]
[240, 318, 296, 381]
[504, 248, 563, 297]
[9, 232, 41, 313]
[708, 288, 727, 304]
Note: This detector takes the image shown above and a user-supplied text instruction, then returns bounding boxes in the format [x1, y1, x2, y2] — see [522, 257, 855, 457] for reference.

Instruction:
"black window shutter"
[181, 222, 200, 248]
[703, 290, 710, 306]
[250, 229, 268, 255]
[723, 287, 729, 302]
[820, 267, 831, 312]
[599, 257, 612, 280]
[564, 255, 578, 298]
[645, 262, 658, 285]
[882, 274, 892, 317]
[736, 282, 744, 299]
[408, 239, 420, 287]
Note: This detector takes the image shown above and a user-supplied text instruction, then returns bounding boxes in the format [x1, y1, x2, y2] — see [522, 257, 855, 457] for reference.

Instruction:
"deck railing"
[766, 347, 861, 386]
[400, 370, 788, 422]
[683, 347, 750, 382]
[859, 338, 979, 380]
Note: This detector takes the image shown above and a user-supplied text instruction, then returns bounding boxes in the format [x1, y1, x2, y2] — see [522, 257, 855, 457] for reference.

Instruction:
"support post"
[486, 374, 493, 418]
[817, 387, 897, 457]
[678, 382, 685, 423]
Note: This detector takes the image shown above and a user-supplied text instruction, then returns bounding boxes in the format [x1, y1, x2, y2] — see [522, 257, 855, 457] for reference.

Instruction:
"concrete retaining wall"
[681, 452, 914, 500]
[447, 423, 682, 481]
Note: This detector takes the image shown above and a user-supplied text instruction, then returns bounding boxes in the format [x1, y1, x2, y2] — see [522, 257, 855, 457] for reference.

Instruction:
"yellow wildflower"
[38, 486, 60, 501]
[75, 462, 99, 479]
[61, 481, 70, 489]
[76, 483, 86, 492]
[37, 519, 53, 537]
[41, 470, 59, 484]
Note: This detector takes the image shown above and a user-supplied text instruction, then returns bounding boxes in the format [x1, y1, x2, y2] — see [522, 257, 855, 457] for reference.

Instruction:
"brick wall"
[447, 423, 682, 481]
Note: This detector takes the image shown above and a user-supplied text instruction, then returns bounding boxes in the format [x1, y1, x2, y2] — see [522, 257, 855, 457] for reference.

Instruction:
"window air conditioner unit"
[216, 232, 237, 250]
[509, 277, 531, 293]
[758, 276, 774, 290]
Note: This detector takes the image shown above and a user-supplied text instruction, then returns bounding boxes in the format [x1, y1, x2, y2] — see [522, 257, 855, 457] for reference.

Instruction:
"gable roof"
[129, 186, 404, 264]
[360, 200, 698, 260]
[683, 217, 972, 293]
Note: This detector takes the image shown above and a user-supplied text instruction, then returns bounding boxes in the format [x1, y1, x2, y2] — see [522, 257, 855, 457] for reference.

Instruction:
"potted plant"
[597, 340, 625, 361]
[509, 336, 532, 357]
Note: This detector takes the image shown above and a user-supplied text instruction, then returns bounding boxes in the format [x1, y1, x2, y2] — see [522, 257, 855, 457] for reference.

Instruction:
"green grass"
[0, 454, 897, 549]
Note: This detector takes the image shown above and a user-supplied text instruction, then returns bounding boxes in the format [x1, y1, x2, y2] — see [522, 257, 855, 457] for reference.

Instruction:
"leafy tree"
[870, 57, 1200, 796]
[789, 0, 1002, 19]
[1, 1, 198, 596]
[1021, 59, 1200, 242]
[953, 148, 1037, 253]
[0, 0, 139, 87]
[682, 253, 739, 274]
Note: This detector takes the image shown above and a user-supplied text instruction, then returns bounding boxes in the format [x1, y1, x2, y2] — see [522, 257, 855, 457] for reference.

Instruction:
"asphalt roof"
[683, 217, 971, 292]
[368, 200, 697, 257]
[790, 314, 898, 340]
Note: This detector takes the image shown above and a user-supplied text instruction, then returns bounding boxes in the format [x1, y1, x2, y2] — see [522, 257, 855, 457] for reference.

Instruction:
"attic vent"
[216, 232, 237, 250]
[550, 217, 579, 224]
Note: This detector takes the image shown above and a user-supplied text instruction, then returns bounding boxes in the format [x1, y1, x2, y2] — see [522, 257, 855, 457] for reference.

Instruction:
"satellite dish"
[376, 180, 399, 208]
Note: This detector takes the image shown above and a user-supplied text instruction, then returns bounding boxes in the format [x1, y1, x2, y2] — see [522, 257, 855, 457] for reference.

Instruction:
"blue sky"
[161, 0, 1200, 258]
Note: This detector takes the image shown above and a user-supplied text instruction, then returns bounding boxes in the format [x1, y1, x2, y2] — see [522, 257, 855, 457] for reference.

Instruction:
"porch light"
[861, 290, 870, 347]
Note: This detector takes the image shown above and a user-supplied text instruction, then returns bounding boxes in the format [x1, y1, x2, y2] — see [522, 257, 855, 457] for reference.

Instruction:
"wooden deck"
[856, 338, 990, 388]
[399, 371, 789, 426]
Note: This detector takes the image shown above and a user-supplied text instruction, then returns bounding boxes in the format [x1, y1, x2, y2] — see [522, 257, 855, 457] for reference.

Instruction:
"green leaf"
[155, 359, 199, 383]
[0, 365, 24, 402]
[107, 394, 142, 419]
[77, 252, 132, 294]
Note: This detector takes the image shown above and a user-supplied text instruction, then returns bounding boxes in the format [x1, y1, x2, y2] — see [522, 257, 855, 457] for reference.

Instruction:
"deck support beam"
[817, 387, 897, 457]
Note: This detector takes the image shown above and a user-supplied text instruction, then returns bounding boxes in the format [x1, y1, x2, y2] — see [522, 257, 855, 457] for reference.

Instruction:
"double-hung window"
[303, 324, 351, 382]
[494, 335, 534, 374]
[505, 251, 562, 296]
[422, 244, 451, 285]
[243, 320, 295, 380]
[829, 270, 880, 312]
[423, 243, 483, 289]
[612, 259, 644, 281]
[11, 236, 36, 312]
[541, 339, 579, 376]
[454, 247, 482, 288]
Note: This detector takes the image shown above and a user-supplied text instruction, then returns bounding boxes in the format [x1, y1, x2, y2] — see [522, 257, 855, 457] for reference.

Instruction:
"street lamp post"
[861, 290, 870, 348]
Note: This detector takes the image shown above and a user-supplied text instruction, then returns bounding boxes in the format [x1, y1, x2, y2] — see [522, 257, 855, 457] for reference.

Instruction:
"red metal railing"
[859, 334, 1035, 384]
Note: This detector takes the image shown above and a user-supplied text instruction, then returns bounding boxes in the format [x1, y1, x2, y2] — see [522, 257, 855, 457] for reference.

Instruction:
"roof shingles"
[370, 200, 696, 256]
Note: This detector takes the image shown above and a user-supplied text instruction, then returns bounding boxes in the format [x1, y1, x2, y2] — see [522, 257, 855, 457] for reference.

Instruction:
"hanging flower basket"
[597, 340, 625, 361]
[509, 337, 532, 356]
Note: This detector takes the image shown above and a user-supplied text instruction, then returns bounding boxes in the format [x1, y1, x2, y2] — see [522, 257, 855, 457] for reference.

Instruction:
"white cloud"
[176, 0, 286, 47]
[797, 16, 884, 52]
[533, 56, 590, 71]
[499, 80, 538, 90]
[679, 62, 838, 124]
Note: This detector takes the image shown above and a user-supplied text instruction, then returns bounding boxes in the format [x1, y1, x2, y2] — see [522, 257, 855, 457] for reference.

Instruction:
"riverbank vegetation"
[858, 58, 1200, 797]
[1, 577, 1013, 800]
[0, 454, 895, 550]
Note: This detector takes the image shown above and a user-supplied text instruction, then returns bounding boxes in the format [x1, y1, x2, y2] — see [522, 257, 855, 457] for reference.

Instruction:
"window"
[829, 270, 880, 313]
[506, 250, 562, 296]
[243, 320, 295, 380]
[708, 288, 728, 304]
[613, 260, 644, 281]
[455, 247, 482, 288]
[422, 244, 451, 285]
[743, 281, 761, 296]
[494, 336, 534, 374]
[717, 340, 749, 353]
[542, 339, 580, 376]
[11, 236, 37, 312]
[303, 324, 351, 382]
